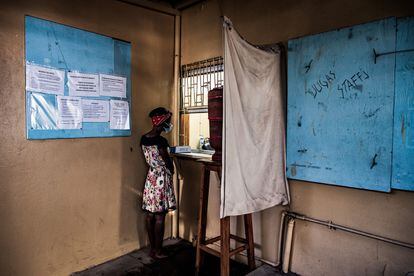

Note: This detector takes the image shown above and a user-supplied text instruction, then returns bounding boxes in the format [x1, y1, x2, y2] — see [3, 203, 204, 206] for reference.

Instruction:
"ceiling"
[148, 0, 182, 8]
[146, 0, 204, 10]
[119, 0, 205, 15]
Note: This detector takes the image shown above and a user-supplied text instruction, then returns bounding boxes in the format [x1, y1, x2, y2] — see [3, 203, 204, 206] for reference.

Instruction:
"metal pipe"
[373, 48, 414, 64]
[282, 218, 295, 273]
[171, 14, 181, 239]
[171, 14, 181, 152]
[286, 212, 414, 250]
[277, 211, 286, 266]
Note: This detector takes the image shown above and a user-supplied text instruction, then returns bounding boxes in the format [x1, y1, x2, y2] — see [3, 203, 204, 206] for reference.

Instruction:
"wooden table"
[171, 153, 255, 275]
[195, 159, 255, 276]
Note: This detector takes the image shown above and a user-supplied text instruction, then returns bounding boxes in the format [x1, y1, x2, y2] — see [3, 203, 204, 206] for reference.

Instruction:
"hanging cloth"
[221, 17, 290, 218]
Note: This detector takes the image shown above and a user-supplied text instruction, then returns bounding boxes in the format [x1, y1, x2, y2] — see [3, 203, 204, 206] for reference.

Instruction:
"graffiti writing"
[305, 70, 336, 98]
[338, 70, 369, 99]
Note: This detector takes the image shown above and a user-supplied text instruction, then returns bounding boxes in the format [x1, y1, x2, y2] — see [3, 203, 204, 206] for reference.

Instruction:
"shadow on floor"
[72, 239, 250, 276]
[72, 239, 295, 276]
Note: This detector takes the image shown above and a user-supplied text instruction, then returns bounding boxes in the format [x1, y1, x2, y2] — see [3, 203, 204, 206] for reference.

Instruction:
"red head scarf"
[151, 112, 172, 126]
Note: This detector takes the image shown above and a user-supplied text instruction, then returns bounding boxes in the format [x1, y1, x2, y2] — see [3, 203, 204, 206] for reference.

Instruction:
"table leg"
[244, 214, 255, 270]
[220, 216, 230, 276]
[196, 166, 210, 272]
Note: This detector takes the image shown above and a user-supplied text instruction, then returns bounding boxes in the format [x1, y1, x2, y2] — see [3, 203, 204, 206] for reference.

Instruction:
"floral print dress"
[141, 137, 176, 213]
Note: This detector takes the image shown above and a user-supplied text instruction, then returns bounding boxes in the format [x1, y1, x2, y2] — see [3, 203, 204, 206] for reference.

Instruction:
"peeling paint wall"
[179, 0, 414, 275]
[0, 0, 174, 275]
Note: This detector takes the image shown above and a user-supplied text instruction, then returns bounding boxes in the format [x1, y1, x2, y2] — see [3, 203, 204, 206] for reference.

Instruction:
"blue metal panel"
[287, 18, 396, 192]
[25, 16, 131, 139]
[392, 16, 414, 190]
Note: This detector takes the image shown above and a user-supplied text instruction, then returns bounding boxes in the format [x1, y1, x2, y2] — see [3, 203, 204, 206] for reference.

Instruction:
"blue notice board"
[287, 18, 396, 192]
[25, 16, 131, 139]
[392, 17, 414, 190]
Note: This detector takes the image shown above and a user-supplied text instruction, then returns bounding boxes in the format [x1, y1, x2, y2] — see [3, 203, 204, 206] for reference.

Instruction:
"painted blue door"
[287, 18, 396, 192]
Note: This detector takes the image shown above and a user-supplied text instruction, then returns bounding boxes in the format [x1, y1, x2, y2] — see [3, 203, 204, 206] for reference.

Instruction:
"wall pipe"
[286, 212, 414, 250]
[282, 218, 295, 273]
[171, 13, 182, 239]
[277, 211, 286, 266]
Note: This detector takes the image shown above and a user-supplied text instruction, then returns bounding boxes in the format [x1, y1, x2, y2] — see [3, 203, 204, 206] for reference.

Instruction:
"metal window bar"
[180, 56, 224, 112]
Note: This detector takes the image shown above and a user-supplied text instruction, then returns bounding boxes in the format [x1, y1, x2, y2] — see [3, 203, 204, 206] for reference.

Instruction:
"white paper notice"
[82, 99, 109, 123]
[99, 74, 127, 98]
[68, 72, 99, 97]
[26, 64, 65, 95]
[110, 100, 130, 130]
[57, 96, 83, 129]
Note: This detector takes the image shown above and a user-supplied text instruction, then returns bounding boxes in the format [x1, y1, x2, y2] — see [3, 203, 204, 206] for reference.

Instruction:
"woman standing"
[141, 107, 176, 258]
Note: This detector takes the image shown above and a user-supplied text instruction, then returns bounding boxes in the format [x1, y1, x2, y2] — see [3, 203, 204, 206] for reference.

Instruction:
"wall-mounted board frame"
[392, 16, 414, 191]
[25, 16, 132, 139]
[287, 16, 414, 192]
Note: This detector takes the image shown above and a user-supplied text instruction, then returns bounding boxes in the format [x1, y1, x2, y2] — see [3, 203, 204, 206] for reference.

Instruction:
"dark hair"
[148, 107, 170, 118]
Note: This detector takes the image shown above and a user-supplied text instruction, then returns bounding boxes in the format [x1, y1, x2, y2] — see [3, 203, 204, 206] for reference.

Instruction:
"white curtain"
[221, 17, 290, 218]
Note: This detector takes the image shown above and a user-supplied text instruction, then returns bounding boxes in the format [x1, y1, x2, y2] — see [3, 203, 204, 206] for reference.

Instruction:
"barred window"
[179, 57, 223, 149]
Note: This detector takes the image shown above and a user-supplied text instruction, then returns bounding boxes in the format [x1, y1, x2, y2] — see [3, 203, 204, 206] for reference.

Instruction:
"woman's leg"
[154, 213, 167, 257]
[145, 212, 155, 254]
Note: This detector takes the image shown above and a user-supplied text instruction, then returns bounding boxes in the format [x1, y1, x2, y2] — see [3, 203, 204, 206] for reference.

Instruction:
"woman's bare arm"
[158, 146, 174, 174]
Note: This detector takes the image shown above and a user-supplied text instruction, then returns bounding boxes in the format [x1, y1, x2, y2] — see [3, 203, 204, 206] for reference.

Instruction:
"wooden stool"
[195, 160, 255, 276]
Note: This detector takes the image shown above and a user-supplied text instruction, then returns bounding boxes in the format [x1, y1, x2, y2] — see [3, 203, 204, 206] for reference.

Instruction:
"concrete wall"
[179, 0, 414, 275]
[0, 0, 174, 275]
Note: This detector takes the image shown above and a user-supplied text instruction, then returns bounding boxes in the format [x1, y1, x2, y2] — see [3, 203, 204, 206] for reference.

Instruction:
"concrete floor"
[72, 239, 288, 276]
